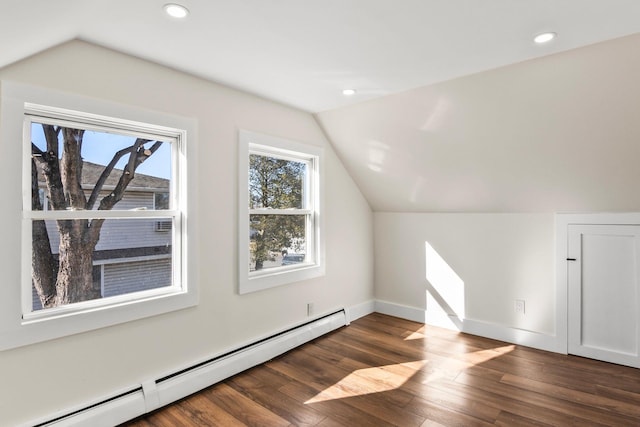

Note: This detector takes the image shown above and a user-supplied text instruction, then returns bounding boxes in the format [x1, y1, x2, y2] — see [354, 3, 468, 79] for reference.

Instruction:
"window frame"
[238, 130, 325, 294]
[0, 81, 196, 351]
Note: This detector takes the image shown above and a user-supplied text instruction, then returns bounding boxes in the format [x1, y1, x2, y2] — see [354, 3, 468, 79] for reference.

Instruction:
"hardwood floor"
[122, 313, 640, 426]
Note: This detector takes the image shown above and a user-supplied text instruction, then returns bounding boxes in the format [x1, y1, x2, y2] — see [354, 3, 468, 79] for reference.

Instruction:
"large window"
[238, 130, 324, 294]
[0, 82, 195, 350]
[26, 109, 178, 317]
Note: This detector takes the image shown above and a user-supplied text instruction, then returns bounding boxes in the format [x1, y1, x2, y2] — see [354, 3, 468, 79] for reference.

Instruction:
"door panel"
[568, 225, 640, 368]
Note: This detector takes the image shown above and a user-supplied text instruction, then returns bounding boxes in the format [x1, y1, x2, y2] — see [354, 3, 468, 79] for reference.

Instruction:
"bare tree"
[31, 124, 162, 308]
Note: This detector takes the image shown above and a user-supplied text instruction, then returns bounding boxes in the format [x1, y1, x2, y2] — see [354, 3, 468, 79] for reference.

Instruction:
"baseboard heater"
[31, 309, 348, 427]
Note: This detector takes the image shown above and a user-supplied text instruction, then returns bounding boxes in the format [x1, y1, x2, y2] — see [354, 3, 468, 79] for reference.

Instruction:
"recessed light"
[164, 3, 189, 19]
[342, 89, 357, 96]
[534, 32, 556, 44]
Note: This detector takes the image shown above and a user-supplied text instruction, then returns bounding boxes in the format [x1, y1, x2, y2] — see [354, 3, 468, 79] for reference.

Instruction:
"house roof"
[81, 161, 169, 190]
[81, 161, 169, 191]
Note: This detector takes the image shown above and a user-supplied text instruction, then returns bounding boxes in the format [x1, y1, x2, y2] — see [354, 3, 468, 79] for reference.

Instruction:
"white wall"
[317, 33, 640, 353]
[374, 213, 556, 341]
[0, 40, 373, 426]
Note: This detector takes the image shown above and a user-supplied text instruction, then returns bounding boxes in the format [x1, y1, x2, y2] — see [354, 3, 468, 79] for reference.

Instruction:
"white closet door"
[568, 224, 640, 368]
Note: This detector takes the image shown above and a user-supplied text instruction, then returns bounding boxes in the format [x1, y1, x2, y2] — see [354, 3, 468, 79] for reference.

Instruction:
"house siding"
[32, 257, 172, 310]
[43, 191, 172, 253]
[102, 257, 172, 297]
[31, 190, 173, 311]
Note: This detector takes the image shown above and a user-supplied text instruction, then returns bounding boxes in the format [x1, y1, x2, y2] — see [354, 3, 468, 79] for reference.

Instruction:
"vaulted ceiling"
[316, 32, 640, 212]
[3, 0, 640, 212]
[2, 0, 640, 113]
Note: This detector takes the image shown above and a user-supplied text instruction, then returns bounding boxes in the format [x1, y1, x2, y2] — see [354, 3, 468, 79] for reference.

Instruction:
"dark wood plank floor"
[122, 313, 640, 426]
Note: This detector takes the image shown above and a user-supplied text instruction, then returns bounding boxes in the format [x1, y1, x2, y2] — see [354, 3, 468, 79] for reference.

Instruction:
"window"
[0, 82, 195, 350]
[27, 112, 179, 315]
[238, 130, 324, 294]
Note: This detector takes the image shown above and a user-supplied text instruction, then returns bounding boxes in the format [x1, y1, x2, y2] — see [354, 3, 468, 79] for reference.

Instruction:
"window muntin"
[239, 130, 324, 294]
[24, 106, 182, 321]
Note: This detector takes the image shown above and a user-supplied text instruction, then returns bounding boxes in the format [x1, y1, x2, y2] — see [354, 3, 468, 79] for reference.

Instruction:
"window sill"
[239, 263, 325, 294]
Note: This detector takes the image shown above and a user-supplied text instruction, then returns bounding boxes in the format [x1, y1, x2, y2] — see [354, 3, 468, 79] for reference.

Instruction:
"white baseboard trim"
[25, 300, 566, 427]
[345, 299, 375, 324]
[375, 300, 426, 323]
[463, 318, 565, 354]
[27, 308, 349, 427]
[374, 300, 564, 354]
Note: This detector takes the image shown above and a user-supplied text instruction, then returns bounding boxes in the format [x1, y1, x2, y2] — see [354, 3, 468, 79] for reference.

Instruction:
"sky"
[31, 122, 172, 180]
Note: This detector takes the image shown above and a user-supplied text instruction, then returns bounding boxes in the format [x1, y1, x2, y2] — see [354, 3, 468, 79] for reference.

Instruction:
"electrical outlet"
[307, 303, 314, 316]
[515, 299, 525, 315]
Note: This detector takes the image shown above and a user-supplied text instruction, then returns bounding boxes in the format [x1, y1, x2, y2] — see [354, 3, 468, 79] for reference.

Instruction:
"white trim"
[345, 300, 376, 324]
[0, 80, 197, 351]
[24, 309, 348, 427]
[18, 297, 574, 426]
[249, 208, 313, 215]
[93, 254, 171, 266]
[238, 129, 325, 294]
[463, 318, 564, 354]
[375, 300, 427, 323]
[24, 102, 183, 140]
[99, 264, 105, 297]
[27, 210, 180, 220]
[22, 286, 183, 324]
[555, 212, 640, 358]
[375, 300, 563, 353]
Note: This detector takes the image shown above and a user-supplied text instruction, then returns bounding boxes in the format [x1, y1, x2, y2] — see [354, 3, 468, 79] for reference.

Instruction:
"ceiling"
[316, 31, 640, 212]
[2, 0, 640, 113]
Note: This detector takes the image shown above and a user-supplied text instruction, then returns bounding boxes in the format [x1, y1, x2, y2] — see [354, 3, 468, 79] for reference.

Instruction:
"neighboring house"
[32, 162, 172, 310]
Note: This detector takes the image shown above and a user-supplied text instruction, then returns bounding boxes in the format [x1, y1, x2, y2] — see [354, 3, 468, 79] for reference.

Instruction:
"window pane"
[102, 258, 172, 298]
[249, 154, 306, 209]
[30, 122, 171, 211]
[249, 214, 307, 272]
[154, 192, 170, 210]
[31, 218, 173, 311]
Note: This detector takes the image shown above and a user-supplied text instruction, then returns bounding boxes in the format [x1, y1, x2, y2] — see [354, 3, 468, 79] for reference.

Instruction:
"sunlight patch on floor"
[460, 345, 515, 365]
[305, 360, 427, 404]
[405, 325, 427, 340]
[305, 345, 514, 404]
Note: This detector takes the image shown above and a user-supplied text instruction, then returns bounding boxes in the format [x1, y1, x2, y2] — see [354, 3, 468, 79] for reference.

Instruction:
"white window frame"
[0, 81, 196, 351]
[238, 130, 325, 294]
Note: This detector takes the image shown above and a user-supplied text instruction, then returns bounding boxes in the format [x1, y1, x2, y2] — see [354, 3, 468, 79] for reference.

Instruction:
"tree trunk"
[254, 230, 265, 270]
[53, 219, 100, 306]
[31, 124, 163, 309]
[31, 159, 57, 307]
[32, 220, 58, 307]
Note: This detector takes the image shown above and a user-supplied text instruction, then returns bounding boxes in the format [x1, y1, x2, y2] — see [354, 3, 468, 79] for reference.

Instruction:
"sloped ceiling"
[1, 0, 640, 113]
[317, 33, 640, 212]
[2, 1, 640, 213]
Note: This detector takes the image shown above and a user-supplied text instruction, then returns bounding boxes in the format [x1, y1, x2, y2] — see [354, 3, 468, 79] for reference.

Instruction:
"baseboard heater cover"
[30, 309, 347, 427]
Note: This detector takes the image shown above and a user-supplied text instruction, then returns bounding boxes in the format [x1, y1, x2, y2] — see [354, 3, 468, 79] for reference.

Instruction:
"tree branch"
[86, 139, 162, 210]
[87, 145, 136, 210]
[37, 125, 67, 210]
[86, 140, 163, 244]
